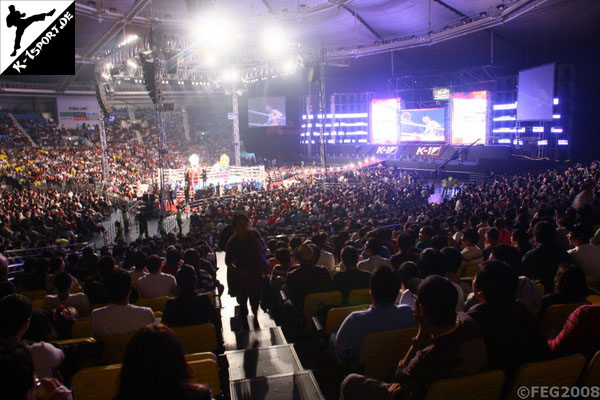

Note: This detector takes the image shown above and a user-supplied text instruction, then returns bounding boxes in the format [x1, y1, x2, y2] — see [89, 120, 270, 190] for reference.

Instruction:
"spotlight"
[101, 72, 110, 81]
[222, 69, 239, 82]
[262, 26, 288, 56]
[480, 11, 488, 17]
[496, 3, 506, 10]
[195, 14, 236, 49]
[282, 59, 296, 74]
[104, 62, 113, 71]
[205, 55, 217, 67]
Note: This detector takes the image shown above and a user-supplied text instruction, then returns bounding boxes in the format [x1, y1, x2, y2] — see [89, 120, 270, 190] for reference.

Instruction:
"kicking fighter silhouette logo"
[5, 5, 55, 57]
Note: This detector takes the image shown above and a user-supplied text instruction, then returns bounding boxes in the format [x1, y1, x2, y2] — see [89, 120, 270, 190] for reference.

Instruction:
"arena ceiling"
[1, 0, 599, 90]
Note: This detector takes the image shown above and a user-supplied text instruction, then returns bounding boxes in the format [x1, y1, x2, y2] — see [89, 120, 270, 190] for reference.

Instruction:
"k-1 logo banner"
[0, 0, 74, 75]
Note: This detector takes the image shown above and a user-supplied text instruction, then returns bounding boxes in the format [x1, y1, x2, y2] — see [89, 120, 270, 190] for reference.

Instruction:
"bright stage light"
[282, 59, 296, 74]
[104, 62, 113, 71]
[205, 55, 217, 67]
[126, 59, 139, 69]
[262, 26, 288, 56]
[189, 154, 200, 167]
[101, 72, 110, 81]
[195, 14, 237, 49]
[222, 69, 239, 82]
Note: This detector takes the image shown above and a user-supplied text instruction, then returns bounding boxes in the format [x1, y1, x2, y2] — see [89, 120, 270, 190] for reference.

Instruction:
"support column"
[232, 88, 241, 166]
[98, 110, 110, 186]
[317, 59, 327, 171]
[153, 45, 167, 214]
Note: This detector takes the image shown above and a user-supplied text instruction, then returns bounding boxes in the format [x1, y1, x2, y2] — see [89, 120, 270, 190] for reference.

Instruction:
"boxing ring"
[157, 164, 266, 190]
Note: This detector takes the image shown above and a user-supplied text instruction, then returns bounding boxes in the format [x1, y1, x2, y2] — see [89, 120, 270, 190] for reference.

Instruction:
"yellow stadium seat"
[359, 327, 417, 381]
[101, 334, 133, 365]
[72, 364, 121, 400]
[540, 302, 588, 336]
[137, 296, 169, 312]
[586, 295, 600, 304]
[198, 292, 216, 307]
[580, 351, 600, 387]
[188, 358, 221, 395]
[505, 354, 586, 400]
[424, 370, 505, 400]
[22, 290, 47, 301]
[536, 283, 545, 296]
[52, 337, 97, 347]
[325, 304, 369, 334]
[31, 299, 44, 310]
[347, 288, 371, 306]
[72, 355, 220, 400]
[172, 323, 218, 354]
[73, 318, 92, 338]
[303, 291, 342, 322]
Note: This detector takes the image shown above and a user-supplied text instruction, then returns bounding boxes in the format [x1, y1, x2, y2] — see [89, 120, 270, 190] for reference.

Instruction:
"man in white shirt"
[357, 240, 391, 273]
[567, 224, 600, 278]
[137, 255, 177, 298]
[43, 272, 91, 317]
[91, 269, 154, 338]
[0, 294, 64, 378]
[312, 233, 336, 273]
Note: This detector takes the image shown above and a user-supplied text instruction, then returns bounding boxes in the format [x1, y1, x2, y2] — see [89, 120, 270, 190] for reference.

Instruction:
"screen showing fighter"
[248, 97, 287, 127]
[399, 108, 446, 142]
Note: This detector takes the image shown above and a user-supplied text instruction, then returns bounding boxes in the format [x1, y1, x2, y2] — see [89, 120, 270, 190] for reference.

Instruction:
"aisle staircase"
[127, 106, 136, 121]
[216, 253, 326, 400]
[8, 113, 36, 146]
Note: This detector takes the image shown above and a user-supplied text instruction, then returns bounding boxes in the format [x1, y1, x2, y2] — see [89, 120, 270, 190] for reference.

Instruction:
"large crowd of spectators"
[1, 105, 600, 399]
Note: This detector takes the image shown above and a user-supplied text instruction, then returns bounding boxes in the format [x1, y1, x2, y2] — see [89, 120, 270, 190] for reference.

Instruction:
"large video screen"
[450, 91, 488, 145]
[370, 98, 402, 144]
[399, 108, 446, 142]
[248, 97, 286, 127]
[516, 63, 555, 121]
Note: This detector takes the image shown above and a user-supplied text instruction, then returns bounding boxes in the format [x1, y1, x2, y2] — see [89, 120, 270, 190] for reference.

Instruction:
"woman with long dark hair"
[116, 324, 211, 400]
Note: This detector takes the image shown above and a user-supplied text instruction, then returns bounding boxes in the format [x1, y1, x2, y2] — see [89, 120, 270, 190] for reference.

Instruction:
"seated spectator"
[482, 228, 499, 260]
[162, 246, 182, 276]
[415, 226, 434, 251]
[44, 256, 65, 293]
[0, 339, 72, 400]
[84, 255, 116, 305]
[488, 244, 542, 315]
[312, 233, 336, 273]
[389, 232, 419, 269]
[541, 264, 588, 315]
[334, 266, 414, 363]
[395, 261, 421, 307]
[270, 248, 294, 289]
[567, 224, 600, 278]
[340, 276, 486, 400]
[357, 240, 391, 273]
[460, 228, 483, 276]
[469, 260, 549, 376]
[128, 250, 148, 290]
[441, 246, 472, 297]
[162, 266, 219, 329]
[522, 221, 572, 293]
[0, 294, 64, 379]
[137, 255, 177, 299]
[285, 243, 332, 310]
[333, 246, 371, 303]
[43, 272, 91, 317]
[548, 304, 600, 359]
[91, 269, 154, 337]
[182, 249, 217, 294]
[116, 324, 212, 400]
[0, 253, 16, 297]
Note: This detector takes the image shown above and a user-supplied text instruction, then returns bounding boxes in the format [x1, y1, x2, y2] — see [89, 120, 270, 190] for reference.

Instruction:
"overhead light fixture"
[480, 11, 488, 17]
[496, 3, 507, 10]
[127, 59, 139, 69]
